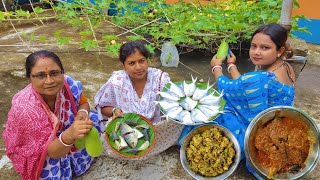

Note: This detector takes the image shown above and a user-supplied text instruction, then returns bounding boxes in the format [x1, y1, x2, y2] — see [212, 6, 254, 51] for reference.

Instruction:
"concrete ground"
[0, 20, 320, 179]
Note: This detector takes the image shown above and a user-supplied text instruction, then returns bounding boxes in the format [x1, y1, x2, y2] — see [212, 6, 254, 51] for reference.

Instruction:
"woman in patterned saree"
[211, 23, 295, 160]
[179, 23, 296, 161]
[3, 50, 101, 179]
[94, 40, 183, 159]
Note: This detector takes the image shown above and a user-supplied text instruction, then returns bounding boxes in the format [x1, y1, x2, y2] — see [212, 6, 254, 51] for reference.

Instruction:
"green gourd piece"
[74, 138, 85, 150]
[85, 127, 103, 157]
[216, 41, 229, 60]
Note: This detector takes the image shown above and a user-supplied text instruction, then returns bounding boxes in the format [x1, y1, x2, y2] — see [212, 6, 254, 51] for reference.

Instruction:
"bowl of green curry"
[180, 124, 241, 179]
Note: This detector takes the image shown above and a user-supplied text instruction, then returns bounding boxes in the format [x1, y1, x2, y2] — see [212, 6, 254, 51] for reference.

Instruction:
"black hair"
[25, 50, 64, 78]
[251, 23, 288, 50]
[119, 40, 151, 64]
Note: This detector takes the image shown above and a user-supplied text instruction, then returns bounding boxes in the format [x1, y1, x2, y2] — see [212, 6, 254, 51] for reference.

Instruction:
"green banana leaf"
[106, 113, 155, 157]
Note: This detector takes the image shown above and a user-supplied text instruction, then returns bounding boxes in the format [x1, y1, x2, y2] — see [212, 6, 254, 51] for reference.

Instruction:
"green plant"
[1, 0, 307, 56]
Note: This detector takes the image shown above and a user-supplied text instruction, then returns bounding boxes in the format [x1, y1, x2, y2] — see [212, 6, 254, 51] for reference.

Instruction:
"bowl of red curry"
[244, 106, 319, 179]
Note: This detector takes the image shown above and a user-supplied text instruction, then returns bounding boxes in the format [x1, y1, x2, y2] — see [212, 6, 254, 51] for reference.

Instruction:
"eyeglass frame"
[30, 70, 64, 80]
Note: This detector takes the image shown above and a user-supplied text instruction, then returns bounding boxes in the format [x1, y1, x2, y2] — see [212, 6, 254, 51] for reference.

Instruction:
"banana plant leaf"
[105, 113, 155, 157]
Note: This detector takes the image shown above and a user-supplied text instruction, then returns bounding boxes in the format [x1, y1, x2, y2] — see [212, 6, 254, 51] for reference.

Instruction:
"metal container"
[244, 106, 320, 179]
[180, 124, 241, 180]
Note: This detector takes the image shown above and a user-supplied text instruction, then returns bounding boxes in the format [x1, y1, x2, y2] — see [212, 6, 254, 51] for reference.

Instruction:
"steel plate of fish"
[156, 75, 226, 125]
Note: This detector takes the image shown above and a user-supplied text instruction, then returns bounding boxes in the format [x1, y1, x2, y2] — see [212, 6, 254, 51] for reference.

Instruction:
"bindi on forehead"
[38, 54, 46, 59]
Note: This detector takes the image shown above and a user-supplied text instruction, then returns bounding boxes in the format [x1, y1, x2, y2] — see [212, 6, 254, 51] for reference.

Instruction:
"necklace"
[258, 60, 285, 72]
[271, 61, 286, 72]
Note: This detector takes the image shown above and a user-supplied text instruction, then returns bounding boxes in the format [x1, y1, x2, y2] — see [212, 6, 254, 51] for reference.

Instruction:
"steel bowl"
[180, 124, 241, 180]
[244, 106, 320, 179]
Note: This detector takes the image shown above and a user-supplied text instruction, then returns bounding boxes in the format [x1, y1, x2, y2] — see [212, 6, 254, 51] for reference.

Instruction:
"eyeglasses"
[31, 70, 63, 80]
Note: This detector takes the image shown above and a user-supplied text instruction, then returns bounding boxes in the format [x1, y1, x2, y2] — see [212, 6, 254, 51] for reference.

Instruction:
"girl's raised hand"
[227, 50, 236, 64]
[210, 55, 224, 67]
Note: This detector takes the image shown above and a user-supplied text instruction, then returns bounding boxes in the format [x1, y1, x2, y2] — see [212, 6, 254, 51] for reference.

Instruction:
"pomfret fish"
[192, 81, 214, 101]
[166, 106, 183, 120]
[176, 110, 193, 124]
[199, 90, 224, 106]
[183, 75, 197, 97]
[179, 96, 198, 111]
[154, 99, 179, 112]
[197, 105, 221, 118]
[157, 91, 180, 101]
[165, 81, 185, 98]
[191, 108, 209, 123]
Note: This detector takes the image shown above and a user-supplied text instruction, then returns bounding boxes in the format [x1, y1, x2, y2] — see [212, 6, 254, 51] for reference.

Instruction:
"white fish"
[183, 75, 197, 97]
[166, 106, 183, 120]
[176, 110, 193, 124]
[199, 89, 224, 106]
[135, 124, 149, 129]
[114, 140, 121, 151]
[120, 123, 133, 136]
[123, 133, 138, 148]
[133, 128, 144, 139]
[165, 81, 185, 97]
[119, 136, 128, 149]
[114, 122, 121, 132]
[157, 91, 180, 101]
[197, 105, 221, 118]
[138, 141, 150, 151]
[191, 108, 209, 123]
[179, 96, 198, 111]
[192, 80, 215, 101]
[154, 99, 179, 112]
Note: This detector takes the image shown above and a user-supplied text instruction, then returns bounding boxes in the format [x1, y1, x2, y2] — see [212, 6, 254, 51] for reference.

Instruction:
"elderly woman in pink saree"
[94, 40, 183, 159]
[2, 50, 101, 179]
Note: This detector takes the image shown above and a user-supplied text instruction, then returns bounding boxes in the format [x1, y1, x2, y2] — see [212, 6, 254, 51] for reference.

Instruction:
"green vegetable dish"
[106, 113, 156, 157]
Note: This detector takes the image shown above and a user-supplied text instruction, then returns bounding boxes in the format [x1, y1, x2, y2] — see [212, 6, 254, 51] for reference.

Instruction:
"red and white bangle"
[59, 132, 74, 147]
[227, 64, 237, 73]
[211, 65, 222, 74]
